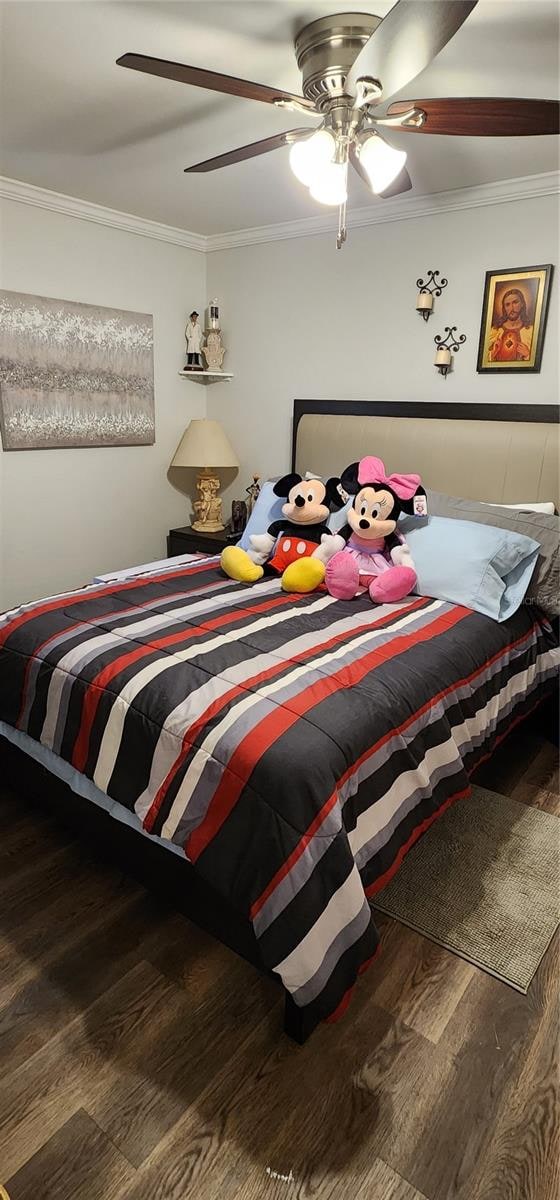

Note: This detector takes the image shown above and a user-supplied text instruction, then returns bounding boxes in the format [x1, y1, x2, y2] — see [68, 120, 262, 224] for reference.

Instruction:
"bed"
[1, 399, 558, 1043]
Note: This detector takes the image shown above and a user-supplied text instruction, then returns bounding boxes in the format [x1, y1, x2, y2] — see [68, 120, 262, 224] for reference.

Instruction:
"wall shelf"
[178, 370, 234, 386]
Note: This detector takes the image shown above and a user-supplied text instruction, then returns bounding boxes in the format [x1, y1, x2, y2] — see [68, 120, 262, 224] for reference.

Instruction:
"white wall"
[207, 193, 559, 510]
[0, 198, 206, 609]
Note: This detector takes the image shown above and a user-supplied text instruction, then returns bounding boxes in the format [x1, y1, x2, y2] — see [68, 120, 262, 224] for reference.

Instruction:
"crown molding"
[205, 170, 560, 252]
[0, 176, 206, 252]
[1, 170, 558, 256]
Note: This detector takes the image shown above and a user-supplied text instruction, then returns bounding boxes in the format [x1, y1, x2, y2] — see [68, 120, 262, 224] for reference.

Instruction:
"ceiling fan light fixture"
[357, 133, 407, 194]
[289, 128, 335, 186]
[309, 159, 348, 206]
[119, 6, 560, 249]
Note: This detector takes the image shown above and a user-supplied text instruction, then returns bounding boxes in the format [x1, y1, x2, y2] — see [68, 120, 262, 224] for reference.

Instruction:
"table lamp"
[171, 418, 239, 532]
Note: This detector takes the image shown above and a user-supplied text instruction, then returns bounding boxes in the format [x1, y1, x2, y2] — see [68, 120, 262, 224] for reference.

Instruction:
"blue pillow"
[400, 515, 540, 621]
[237, 481, 284, 550]
[237, 479, 351, 551]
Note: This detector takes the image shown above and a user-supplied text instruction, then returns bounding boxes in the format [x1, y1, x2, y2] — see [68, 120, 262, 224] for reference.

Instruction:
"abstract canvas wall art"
[0, 291, 155, 450]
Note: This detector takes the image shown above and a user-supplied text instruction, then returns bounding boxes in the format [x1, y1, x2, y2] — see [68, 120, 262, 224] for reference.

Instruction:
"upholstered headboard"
[292, 400, 559, 508]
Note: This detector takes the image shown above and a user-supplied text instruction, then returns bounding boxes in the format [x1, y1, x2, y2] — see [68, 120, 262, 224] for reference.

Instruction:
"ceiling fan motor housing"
[294, 12, 382, 109]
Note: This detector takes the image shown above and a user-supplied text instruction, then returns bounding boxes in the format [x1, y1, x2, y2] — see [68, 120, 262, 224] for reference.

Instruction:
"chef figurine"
[184, 310, 204, 371]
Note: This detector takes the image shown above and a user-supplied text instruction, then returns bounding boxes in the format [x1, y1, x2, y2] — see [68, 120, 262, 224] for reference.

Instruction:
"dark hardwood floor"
[0, 728, 558, 1200]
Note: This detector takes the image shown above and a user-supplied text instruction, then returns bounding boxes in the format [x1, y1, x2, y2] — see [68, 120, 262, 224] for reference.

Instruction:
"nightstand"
[167, 525, 241, 557]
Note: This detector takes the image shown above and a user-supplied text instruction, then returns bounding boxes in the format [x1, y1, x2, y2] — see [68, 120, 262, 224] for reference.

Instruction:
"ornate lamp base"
[192, 515, 225, 532]
[192, 469, 225, 532]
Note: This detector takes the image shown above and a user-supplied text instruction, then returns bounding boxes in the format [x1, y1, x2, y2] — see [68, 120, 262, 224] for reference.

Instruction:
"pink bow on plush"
[358, 456, 421, 500]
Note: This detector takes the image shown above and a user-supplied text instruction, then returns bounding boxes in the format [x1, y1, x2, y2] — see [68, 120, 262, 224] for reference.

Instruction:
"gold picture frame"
[476, 264, 553, 374]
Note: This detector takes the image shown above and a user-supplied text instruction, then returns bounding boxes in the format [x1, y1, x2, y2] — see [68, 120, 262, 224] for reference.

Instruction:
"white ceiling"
[1, 1, 558, 236]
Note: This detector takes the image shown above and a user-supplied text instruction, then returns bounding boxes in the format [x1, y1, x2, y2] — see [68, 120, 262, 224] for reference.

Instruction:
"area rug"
[372, 784, 559, 992]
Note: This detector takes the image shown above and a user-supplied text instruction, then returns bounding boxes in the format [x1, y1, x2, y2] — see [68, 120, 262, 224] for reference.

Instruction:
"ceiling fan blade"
[385, 97, 560, 136]
[184, 129, 312, 173]
[345, 0, 478, 105]
[379, 166, 413, 198]
[117, 53, 313, 108]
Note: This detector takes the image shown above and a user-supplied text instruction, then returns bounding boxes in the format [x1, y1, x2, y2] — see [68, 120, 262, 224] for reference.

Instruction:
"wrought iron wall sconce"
[434, 327, 467, 378]
[416, 270, 448, 320]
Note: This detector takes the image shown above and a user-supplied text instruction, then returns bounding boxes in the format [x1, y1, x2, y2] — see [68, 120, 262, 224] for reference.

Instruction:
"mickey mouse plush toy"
[221, 473, 346, 593]
[326, 456, 426, 604]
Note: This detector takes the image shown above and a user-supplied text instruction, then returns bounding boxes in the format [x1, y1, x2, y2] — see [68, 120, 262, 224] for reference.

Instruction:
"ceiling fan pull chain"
[336, 151, 349, 249]
[336, 196, 347, 250]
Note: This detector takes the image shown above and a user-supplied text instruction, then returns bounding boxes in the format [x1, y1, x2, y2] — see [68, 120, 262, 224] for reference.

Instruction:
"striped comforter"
[0, 556, 557, 1022]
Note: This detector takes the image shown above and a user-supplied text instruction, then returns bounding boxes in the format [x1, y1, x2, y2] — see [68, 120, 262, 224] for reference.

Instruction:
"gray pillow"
[427, 491, 559, 619]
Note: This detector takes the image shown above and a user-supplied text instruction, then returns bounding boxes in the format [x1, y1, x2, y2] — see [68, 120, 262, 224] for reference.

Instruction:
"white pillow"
[488, 501, 556, 515]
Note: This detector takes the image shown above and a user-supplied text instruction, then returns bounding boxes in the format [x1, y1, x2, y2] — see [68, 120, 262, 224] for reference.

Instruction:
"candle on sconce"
[416, 291, 433, 314]
[433, 326, 465, 377]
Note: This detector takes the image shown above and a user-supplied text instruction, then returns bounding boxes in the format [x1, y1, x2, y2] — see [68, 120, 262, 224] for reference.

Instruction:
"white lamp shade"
[357, 134, 407, 194]
[289, 129, 335, 186]
[309, 160, 348, 206]
[171, 419, 239, 469]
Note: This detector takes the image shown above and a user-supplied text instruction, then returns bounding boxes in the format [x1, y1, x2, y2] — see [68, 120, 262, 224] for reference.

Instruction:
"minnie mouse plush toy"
[326, 456, 426, 604]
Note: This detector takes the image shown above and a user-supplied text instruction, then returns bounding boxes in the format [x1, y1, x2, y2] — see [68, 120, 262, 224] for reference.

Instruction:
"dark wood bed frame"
[2, 399, 558, 1045]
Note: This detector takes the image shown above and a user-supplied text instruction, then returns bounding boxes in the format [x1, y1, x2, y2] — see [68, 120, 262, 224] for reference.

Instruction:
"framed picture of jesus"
[476, 264, 553, 374]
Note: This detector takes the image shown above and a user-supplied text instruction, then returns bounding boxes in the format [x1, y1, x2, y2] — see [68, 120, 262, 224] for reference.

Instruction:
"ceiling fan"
[117, 1, 559, 247]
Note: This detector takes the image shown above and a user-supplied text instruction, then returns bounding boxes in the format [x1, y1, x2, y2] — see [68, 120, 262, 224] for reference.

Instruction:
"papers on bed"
[93, 552, 205, 584]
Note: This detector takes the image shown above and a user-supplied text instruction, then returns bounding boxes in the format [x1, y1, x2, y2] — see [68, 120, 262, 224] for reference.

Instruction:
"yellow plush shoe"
[281, 557, 326, 593]
[221, 545, 264, 583]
